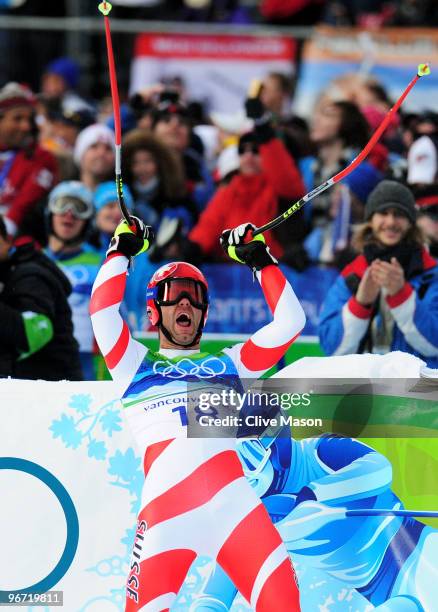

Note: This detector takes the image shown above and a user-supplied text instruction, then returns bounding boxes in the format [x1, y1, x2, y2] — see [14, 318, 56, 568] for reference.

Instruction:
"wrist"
[235, 241, 278, 271]
[349, 296, 373, 319]
[386, 282, 413, 308]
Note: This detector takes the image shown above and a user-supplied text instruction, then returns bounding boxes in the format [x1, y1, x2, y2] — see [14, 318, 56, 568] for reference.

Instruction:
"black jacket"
[0, 242, 83, 380]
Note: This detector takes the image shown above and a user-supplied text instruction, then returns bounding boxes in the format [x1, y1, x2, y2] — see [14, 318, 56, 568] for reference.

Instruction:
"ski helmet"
[47, 181, 94, 245]
[146, 262, 209, 346]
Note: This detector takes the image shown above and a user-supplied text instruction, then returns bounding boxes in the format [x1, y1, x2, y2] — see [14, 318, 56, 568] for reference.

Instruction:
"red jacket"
[189, 138, 305, 260]
[0, 145, 58, 233]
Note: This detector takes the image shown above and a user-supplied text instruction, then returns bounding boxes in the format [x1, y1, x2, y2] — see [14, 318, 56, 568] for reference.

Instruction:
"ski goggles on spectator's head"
[48, 196, 94, 220]
[238, 142, 259, 156]
[149, 278, 208, 309]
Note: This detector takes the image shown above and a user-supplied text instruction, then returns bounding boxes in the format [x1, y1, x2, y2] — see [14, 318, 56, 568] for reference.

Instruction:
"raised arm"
[90, 218, 153, 388]
[221, 223, 306, 377]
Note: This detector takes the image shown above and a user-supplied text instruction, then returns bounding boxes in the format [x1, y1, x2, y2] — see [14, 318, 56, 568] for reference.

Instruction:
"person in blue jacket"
[318, 180, 438, 367]
[191, 430, 437, 612]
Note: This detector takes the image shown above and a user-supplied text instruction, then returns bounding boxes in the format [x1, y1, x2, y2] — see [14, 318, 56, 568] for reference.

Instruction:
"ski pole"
[345, 508, 438, 519]
[252, 63, 431, 237]
[98, 1, 132, 225]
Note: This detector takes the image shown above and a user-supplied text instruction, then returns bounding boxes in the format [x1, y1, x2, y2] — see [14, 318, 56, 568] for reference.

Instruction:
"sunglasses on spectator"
[421, 206, 438, 221]
[48, 196, 94, 220]
[238, 143, 259, 156]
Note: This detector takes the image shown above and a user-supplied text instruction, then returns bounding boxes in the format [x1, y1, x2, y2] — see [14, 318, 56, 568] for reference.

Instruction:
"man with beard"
[90, 219, 305, 611]
[319, 180, 438, 367]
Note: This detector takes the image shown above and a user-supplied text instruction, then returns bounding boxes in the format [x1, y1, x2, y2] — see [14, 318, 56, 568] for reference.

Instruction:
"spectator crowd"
[2, 5, 438, 380]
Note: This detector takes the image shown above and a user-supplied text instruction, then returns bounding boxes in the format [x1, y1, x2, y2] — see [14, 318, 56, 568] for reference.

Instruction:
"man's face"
[371, 208, 411, 246]
[41, 73, 67, 99]
[239, 143, 262, 176]
[51, 210, 86, 243]
[0, 106, 33, 149]
[417, 211, 438, 243]
[153, 114, 189, 152]
[81, 142, 114, 180]
[159, 296, 203, 348]
[53, 121, 79, 148]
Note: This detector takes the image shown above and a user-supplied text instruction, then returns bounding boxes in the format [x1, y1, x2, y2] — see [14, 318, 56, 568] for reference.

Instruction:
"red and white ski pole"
[253, 63, 431, 237]
[98, 1, 132, 225]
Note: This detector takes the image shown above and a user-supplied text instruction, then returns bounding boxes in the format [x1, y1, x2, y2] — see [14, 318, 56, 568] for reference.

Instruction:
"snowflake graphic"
[49, 395, 121, 461]
[49, 393, 143, 611]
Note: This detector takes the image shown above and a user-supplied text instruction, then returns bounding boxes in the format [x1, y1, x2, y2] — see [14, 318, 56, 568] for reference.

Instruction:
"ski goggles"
[148, 278, 208, 309]
[48, 196, 94, 220]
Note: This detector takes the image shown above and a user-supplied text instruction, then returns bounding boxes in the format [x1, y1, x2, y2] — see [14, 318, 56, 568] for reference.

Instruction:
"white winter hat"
[74, 123, 115, 166]
[407, 135, 437, 185]
[216, 144, 239, 180]
[210, 110, 253, 135]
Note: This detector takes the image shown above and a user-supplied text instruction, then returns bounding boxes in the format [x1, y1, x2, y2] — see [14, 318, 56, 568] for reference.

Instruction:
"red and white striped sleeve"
[90, 254, 146, 387]
[224, 265, 306, 378]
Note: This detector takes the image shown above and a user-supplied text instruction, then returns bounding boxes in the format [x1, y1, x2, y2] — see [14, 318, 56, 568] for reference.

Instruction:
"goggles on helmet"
[147, 278, 208, 310]
[48, 196, 94, 220]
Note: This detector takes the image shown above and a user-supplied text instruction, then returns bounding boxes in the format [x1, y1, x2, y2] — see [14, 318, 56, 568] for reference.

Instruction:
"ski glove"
[107, 216, 154, 259]
[244, 97, 274, 143]
[220, 222, 278, 271]
[245, 97, 266, 121]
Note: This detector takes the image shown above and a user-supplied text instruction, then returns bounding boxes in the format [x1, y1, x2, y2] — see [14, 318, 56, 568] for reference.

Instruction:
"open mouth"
[176, 313, 192, 328]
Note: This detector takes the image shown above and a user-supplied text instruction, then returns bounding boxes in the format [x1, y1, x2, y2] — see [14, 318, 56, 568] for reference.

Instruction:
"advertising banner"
[205, 264, 338, 337]
[2, 356, 437, 611]
[294, 26, 438, 118]
[130, 33, 296, 113]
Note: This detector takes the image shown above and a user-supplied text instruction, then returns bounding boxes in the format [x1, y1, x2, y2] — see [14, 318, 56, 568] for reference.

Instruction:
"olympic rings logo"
[0, 458, 79, 595]
[152, 357, 227, 379]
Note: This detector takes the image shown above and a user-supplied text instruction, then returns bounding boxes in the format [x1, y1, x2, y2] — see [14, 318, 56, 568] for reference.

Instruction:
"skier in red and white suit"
[90, 219, 305, 612]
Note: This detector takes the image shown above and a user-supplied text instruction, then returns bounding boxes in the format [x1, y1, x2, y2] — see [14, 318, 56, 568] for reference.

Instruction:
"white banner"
[0, 380, 139, 611]
[130, 33, 296, 113]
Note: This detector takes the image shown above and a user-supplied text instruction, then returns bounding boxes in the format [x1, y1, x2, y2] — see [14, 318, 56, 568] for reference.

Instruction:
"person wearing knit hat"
[43, 58, 80, 94]
[364, 179, 417, 224]
[0, 82, 36, 116]
[0, 82, 57, 236]
[319, 178, 438, 367]
[92, 181, 134, 254]
[41, 57, 94, 115]
[74, 124, 115, 191]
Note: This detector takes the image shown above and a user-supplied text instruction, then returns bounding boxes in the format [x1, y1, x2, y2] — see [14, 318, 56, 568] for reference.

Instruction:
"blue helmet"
[93, 181, 133, 212]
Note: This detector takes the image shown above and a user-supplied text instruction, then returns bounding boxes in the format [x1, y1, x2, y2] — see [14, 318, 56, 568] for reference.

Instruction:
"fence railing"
[0, 15, 313, 38]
